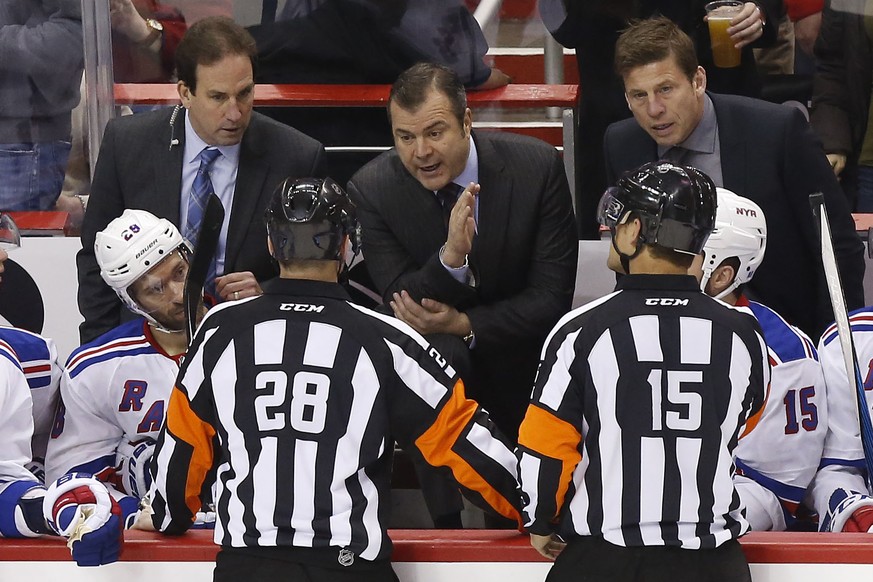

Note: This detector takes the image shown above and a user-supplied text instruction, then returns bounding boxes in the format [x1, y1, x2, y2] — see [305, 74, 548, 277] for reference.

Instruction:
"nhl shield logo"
[338, 548, 355, 567]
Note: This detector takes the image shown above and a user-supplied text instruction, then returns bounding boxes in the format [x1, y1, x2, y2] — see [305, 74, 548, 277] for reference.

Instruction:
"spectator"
[810, 0, 872, 211]
[249, 0, 510, 187]
[149, 177, 521, 580]
[517, 162, 769, 581]
[109, 0, 187, 83]
[603, 16, 864, 338]
[690, 188, 826, 531]
[786, 0, 823, 57]
[76, 16, 326, 343]
[539, 0, 775, 238]
[0, 0, 84, 211]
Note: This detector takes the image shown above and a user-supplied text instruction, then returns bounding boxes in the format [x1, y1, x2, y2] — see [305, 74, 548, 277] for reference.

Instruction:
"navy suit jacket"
[347, 131, 578, 437]
[604, 92, 866, 338]
[77, 107, 326, 342]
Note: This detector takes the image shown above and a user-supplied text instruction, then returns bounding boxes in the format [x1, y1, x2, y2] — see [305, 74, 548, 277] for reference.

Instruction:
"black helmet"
[597, 161, 717, 255]
[265, 177, 361, 261]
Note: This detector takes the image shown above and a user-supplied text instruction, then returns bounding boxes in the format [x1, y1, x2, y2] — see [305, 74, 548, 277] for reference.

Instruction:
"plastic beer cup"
[705, 1, 743, 68]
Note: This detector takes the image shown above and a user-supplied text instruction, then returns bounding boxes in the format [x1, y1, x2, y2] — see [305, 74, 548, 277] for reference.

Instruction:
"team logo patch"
[338, 547, 355, 567]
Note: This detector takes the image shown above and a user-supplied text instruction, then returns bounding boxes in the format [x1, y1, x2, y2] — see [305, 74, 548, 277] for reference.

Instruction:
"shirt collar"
[616, 273, 702, 292]
[438, 135, 479, 193]
[260, 277, 352, 301]
[657, 93, 717, 157]
[183, 113, 241, 165]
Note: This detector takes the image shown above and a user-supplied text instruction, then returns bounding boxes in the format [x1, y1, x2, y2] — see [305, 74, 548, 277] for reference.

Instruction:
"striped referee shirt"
[518, 275, 769, 550]
[151, 278, 520, 562]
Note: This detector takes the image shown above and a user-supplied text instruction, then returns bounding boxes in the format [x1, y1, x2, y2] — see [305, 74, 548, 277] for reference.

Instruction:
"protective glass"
[0, 214, 22, 250]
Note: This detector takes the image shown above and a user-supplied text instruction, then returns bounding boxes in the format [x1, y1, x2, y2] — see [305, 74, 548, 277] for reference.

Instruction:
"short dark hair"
[614, 16, 698, 82]
[387, 62, 467, 127]
[647, 243, 696, 269]
[175, 16, 257, 94]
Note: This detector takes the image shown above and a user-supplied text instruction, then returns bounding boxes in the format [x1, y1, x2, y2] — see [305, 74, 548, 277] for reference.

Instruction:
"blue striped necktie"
[185, 147, 222, 297]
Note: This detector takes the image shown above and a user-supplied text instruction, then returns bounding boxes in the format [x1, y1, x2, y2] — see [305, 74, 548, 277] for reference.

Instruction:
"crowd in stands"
[4, 1, 873, 580]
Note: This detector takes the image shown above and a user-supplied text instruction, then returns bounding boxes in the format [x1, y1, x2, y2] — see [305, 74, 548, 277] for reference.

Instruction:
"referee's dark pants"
[214, 547, 399, 582]
[546, 536, 751, 582]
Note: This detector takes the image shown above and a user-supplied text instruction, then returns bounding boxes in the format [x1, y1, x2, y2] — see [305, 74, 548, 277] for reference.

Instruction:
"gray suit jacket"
[604, 92, 866, 338]
[347, 130, 578, 437]
[77, 107, 326, 342]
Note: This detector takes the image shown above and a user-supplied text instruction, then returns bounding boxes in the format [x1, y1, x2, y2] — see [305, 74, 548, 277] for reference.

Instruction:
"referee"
[517, 162, 770, 582]
[149, 177, 521, 581]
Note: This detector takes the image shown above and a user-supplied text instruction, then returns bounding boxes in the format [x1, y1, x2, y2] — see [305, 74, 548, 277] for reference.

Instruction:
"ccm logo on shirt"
[279, 303, 325, 312]
[645, 298, 690, 306]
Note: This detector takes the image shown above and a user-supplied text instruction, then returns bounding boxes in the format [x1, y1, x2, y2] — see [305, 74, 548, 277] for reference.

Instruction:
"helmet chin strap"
[611, 230, 644, 275]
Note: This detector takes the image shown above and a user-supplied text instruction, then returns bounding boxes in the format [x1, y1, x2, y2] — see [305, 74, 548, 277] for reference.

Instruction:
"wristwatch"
[141, 18, 163, 46]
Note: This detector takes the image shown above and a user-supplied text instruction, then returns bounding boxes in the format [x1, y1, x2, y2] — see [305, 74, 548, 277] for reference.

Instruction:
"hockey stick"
[184, 194, 225, 342]
[810, 192, 873, 483]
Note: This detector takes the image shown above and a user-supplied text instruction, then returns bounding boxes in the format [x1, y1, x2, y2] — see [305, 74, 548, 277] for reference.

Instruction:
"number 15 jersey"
[518, 275, 769, 550]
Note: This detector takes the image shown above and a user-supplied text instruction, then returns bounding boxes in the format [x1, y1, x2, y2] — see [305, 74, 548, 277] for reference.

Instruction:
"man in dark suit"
[539, 0, 776, 239]
[77, 16, 325, 343]
[348, 62, 577, 442]
[604, 16, 864, 338]
[347, 62, 577, 526]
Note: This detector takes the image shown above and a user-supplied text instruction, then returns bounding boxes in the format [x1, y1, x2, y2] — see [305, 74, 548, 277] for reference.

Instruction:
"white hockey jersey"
[0, 327, 61, 462]
[45, 319, 181, 491]
[806, 308, 873, 520]
[733, 299, 826, 530]
[0, 339, 46, 537]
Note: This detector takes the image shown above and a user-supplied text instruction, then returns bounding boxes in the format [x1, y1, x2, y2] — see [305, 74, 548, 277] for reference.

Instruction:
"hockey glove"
[821, 488, 873, 533]
[115, 439, 155, 499]
[43, 473, 124, 566]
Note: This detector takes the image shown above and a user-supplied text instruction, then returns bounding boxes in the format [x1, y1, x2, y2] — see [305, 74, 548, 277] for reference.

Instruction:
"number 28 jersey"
[151, 279, 521, 561]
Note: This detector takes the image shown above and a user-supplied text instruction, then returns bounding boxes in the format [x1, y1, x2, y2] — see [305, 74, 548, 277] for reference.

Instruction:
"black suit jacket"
[347, 131, 578, 438]
[77, 107, 326, 342]
[604, 92, 866, 338]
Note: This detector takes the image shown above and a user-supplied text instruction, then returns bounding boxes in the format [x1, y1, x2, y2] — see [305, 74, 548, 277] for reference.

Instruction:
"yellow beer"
[705, 2, 742, 68]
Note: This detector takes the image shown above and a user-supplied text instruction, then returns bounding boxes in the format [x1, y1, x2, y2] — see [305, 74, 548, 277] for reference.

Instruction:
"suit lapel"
[711, 94, 748, 194]
[225, 117, 270, 270]
[154, 107, 185, 224]
[470, 133, 510, 289]
[394, 160, 447, 257]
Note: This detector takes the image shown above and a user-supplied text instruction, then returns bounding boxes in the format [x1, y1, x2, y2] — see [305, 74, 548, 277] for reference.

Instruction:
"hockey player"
[0, 214, 62, 479]
[44, 209, 211, 563]
[517, 162, 769, 582]
[0, 226, 119, 567]
[807, 311, 873, 532]
[150, 177, 521, 581]
[0, 315, 55, 540]
[689, 189, 826, 531]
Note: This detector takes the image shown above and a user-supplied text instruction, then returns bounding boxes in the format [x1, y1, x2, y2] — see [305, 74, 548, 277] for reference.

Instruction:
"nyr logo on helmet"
[736, 207, 757, 217]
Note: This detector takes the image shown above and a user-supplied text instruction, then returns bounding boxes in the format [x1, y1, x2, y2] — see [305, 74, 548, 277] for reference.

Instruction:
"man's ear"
[692, 66, 707, 96]
[709, 263, 737, 296]
[177, 81, 191, 108]
[616, 216, 642, 254]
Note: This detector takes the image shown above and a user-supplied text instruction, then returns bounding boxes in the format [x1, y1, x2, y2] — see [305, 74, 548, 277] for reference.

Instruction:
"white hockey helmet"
[699, 188, 767, 299]
[95, 209, 191, 326]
